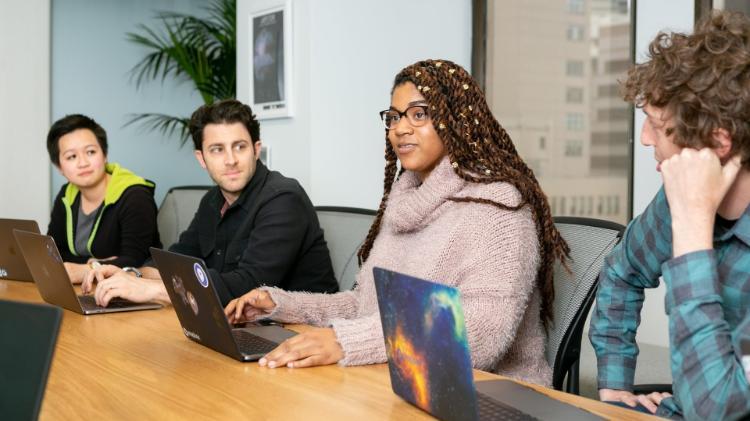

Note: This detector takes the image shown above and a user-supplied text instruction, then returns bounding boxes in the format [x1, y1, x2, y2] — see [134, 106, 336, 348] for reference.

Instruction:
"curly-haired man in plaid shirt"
[589, 10, 750, 420]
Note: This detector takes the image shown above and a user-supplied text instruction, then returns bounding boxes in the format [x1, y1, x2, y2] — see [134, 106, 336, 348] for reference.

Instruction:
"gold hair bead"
[468, 105, 473, 111]
[415, 71, 421, 77]
[431, 106, 436, 110]
[435, 62, 442, 67]
[474, 119, 479, 125]
[459, 113, 466, 119]
[452, 162, 459, 168]
[485, 169, 491, 175]
[423, 86, 430, 92]
[449, 68, 455, 74]
[417, 85, 423, 91]
[439, 123, 446, 129]
[463, 84, 469, 90]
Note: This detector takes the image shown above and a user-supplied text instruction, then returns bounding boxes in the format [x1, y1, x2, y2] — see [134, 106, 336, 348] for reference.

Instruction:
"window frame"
[471, 0, 637, 222]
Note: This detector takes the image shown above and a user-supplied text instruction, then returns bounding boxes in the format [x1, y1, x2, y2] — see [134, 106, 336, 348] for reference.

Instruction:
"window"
[566, 113, 584, 131]
[565, 139, 583, 156]
[597, 84, 620, 98]
[567, 25, 585, 41]
[566, 60, 585, 76]
[566, 87, 584, 103]
[486, 1, 632, 224]
[597, 108, 630, 121]
[567, 0, 585, 14]
[605, 59, 630, 73]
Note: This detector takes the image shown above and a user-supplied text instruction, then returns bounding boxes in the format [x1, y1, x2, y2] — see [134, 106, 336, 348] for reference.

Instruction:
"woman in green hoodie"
[46, 114, 162, 284]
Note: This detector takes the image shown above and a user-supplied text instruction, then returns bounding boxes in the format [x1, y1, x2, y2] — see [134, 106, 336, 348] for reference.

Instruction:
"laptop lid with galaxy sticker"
[373, 267, 479, 421]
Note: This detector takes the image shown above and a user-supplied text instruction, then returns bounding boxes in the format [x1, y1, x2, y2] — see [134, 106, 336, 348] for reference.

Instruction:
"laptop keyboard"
[232, 330, 278, 355]
[476, 392, 540, 420]
[78, 294, 138, 309]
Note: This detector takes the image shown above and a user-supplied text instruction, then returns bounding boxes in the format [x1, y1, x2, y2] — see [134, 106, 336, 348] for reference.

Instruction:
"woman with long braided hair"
[225, 59, 568, 386]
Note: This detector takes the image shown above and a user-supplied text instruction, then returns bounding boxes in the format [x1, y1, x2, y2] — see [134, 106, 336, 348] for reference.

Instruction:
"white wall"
[237, 0, 472, 209]
[0, 1, 51, 227]
[630, 0, 695, 347]
[51, 0, 213, 207]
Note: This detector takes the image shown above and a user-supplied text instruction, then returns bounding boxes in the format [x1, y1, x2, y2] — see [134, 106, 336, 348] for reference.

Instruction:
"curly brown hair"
[357, 59, 570, 325]
[622, 10, 750, 166]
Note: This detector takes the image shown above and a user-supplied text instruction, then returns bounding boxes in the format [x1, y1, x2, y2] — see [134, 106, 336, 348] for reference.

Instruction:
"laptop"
[0, 299, 62, 421]
[0, 218, 40, 281]
[373, 267, 604, 421]
[150, 247, 297, 362]
[12, 230, 162, 314]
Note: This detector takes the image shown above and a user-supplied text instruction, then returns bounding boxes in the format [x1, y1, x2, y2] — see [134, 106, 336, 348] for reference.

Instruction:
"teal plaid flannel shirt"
[589, 187, 750, 420]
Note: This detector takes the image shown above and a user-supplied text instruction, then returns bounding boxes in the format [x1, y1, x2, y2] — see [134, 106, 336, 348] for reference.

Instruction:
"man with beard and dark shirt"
[82, 99, 338, 306]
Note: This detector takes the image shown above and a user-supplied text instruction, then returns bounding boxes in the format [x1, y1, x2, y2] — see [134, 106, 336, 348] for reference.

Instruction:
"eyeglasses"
[379, 105, 430, 130]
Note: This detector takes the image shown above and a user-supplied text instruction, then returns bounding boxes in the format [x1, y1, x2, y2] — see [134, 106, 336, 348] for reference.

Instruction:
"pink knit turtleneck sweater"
[261, 157, 552, 386]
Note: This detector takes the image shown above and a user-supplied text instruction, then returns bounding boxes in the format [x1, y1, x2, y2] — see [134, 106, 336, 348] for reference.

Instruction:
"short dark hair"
[47, 114, 108, 166]
[188, 99, 261, 150]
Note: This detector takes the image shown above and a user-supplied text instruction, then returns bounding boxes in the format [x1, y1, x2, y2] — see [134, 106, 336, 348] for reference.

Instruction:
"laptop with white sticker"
[150, 247, 297, 362]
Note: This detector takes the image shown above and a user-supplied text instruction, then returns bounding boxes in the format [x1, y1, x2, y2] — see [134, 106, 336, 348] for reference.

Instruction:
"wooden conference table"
[0, 280, 657, 420]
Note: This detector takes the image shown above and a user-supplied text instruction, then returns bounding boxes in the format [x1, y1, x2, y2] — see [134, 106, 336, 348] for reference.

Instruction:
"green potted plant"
[126, 0, 236, 145]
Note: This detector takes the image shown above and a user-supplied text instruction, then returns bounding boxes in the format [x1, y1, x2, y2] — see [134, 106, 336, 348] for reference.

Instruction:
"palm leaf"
[125, 0, 236, 145]
[123, 113, 192, 146]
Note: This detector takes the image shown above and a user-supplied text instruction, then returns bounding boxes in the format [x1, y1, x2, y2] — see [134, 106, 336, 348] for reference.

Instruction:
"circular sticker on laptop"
[194, 263, 209, 288]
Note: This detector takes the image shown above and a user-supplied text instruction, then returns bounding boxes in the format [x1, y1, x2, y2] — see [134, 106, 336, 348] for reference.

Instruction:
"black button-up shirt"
[167, 162, 338, 305]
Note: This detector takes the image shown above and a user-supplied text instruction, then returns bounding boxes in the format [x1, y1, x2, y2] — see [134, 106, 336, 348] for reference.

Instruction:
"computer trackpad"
[475, 379, 605, 421]
[244, 325, 297, 343]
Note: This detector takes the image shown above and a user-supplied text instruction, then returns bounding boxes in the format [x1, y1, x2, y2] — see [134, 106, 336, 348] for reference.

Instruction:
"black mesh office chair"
[546, 216, 625, 394]
[314, 207, 376, 291]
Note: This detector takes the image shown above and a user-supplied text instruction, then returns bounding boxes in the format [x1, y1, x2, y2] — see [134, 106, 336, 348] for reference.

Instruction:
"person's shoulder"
[263, 169, 306, 195]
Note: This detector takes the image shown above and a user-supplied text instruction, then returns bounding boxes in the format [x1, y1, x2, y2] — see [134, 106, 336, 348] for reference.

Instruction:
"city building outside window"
[485, 0, 632, 224]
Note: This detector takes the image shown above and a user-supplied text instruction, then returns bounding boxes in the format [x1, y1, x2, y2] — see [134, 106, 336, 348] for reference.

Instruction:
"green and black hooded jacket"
[47, 163, 162, 267]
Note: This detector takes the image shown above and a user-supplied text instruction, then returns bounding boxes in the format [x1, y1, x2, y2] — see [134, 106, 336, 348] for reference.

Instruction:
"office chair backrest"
[0, 299, 62, 420]
[157, 186, 212, 249]
[314, 207, 377, 291]
[547, 216, 624, 393]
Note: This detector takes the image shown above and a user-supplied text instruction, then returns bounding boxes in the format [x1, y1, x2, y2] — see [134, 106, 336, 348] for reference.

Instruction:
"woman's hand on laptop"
[81, 264, 123, 295]
[224, 289, 276, 323]
[258, 327, 344, 369]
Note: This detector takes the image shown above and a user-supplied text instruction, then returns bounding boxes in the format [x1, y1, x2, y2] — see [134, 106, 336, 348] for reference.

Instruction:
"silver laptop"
[13, 230, 162, 314]
[0, 218, 40, 281]
[150, 247, 297, 362]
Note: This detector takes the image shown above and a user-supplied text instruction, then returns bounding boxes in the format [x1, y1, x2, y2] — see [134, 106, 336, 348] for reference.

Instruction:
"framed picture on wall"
[248, 0, 293, 119]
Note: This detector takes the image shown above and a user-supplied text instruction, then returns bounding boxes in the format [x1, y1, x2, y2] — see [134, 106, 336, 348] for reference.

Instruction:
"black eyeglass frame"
[378, 105, 431, 130]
